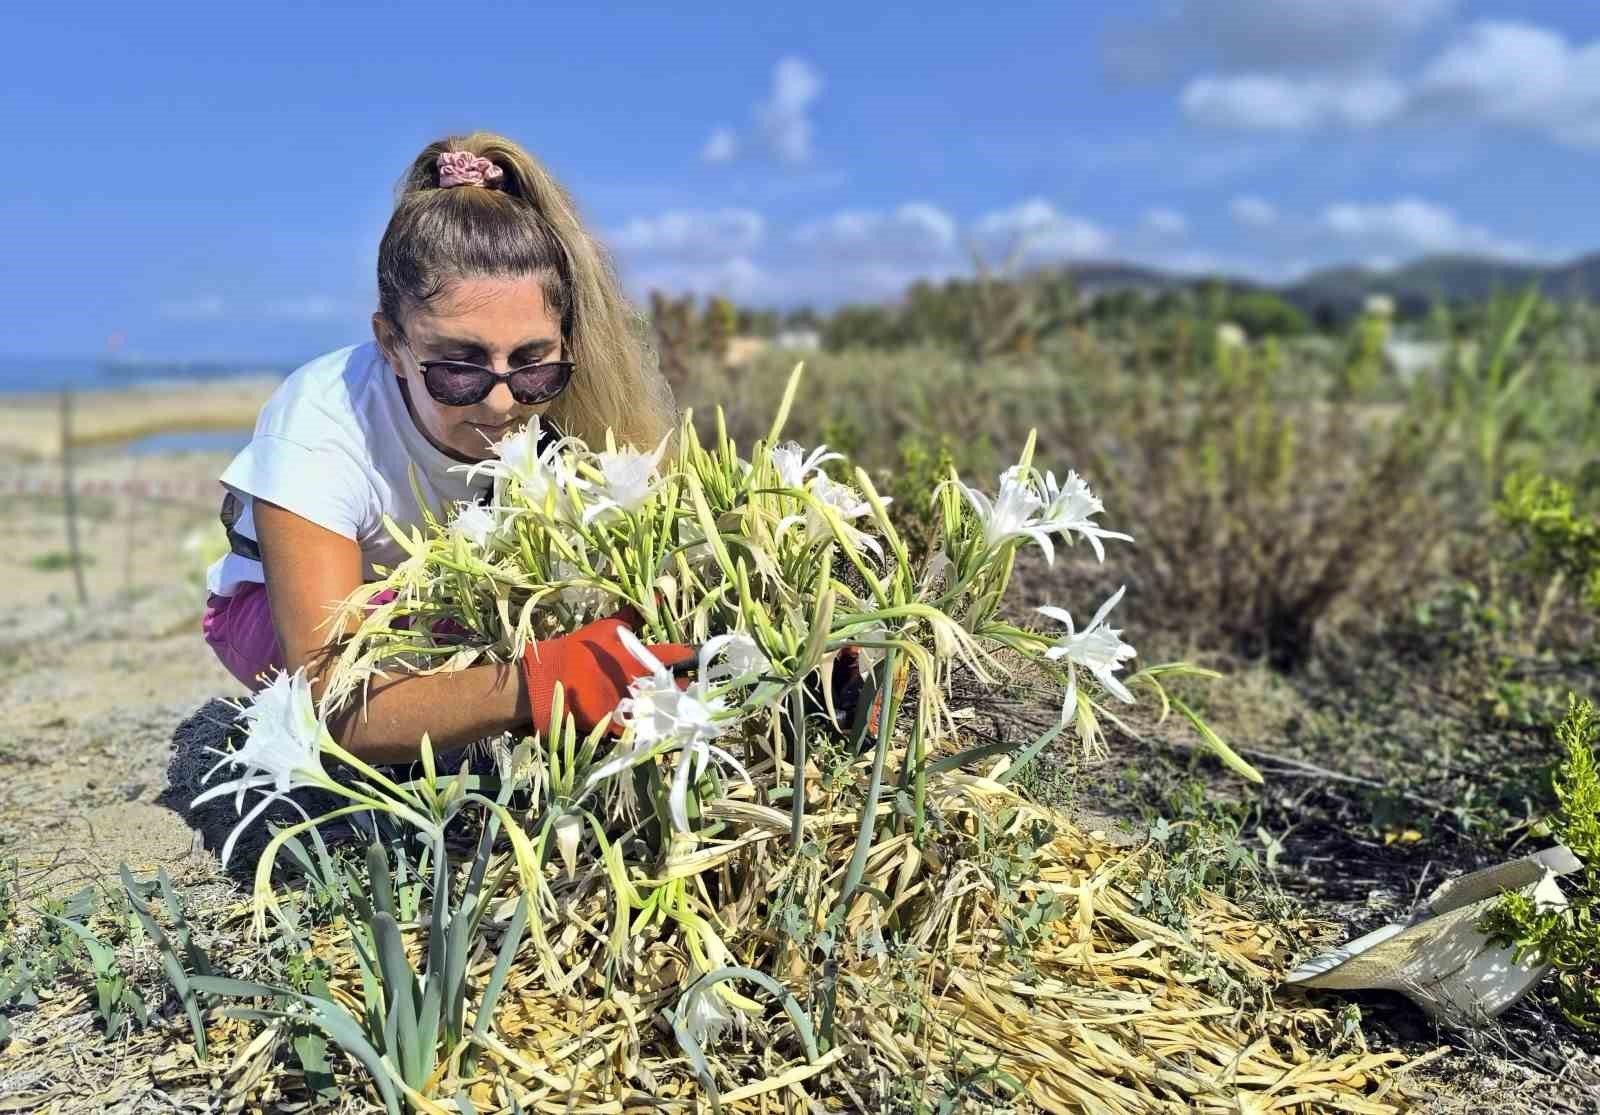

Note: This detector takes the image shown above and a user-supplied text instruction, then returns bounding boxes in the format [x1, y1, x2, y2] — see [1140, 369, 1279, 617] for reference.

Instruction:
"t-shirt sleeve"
[219, 433, 373, 540]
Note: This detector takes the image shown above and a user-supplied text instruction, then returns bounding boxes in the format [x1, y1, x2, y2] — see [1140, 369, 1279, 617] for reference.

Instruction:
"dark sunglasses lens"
[508, 363, 574, 404]
[424, 363, 495, 405]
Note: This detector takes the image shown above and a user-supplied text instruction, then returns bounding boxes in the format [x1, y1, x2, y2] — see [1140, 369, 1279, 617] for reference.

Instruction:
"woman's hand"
[253, 503, 696, 760]
[521, 609, 694, 734]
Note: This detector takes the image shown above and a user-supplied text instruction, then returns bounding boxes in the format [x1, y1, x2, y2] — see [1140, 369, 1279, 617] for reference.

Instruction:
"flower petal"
[1086, 585, 1127, 633]
[615, 625, 669, 679]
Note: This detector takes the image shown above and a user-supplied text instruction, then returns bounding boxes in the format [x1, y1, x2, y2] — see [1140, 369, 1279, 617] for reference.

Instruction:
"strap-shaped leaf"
[373, 912, 423, 1088]
[838, 651, 901, 911]
[120, 865, 209, 1060]
[189, 975, 290, 1000]
[471, 895, 529, 1045]
[302, 996, 405, 1115]
[367, 841, 395, 921]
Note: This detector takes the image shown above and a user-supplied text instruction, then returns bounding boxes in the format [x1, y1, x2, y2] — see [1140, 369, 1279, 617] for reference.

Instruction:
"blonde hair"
[378, 130, 674, 449]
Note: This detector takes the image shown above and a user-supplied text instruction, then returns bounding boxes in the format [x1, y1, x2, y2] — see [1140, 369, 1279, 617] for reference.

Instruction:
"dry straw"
[6, 777, 1425, 1111]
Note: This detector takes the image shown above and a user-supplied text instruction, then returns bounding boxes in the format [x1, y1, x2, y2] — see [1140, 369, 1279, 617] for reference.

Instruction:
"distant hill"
[1280, 254, 1600, 321]
[1047, 253, 1600, 324]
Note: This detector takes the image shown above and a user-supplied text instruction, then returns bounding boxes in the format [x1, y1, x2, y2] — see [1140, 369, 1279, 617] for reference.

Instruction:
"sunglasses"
[395, 332, 577, 407]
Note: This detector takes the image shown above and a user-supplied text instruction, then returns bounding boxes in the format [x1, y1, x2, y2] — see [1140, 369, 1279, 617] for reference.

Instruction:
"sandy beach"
[0, 418, 248, 899]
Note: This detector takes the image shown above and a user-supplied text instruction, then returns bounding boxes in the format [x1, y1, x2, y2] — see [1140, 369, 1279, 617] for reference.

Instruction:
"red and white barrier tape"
[0, 473, 223, 505]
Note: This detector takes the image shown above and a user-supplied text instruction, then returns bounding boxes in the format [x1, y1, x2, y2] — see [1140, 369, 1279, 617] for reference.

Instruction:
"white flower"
[1037, 470, 1133, 562]
[962, 468, 1057, 563]
[1038, 586, 1138, 727]
[676, 518, 719, 573]
[678, 985, 745, 1045]
[453, 416, 586, 511]
[699, 631, 770, 684]
[192, 669, 331, 866]
[848, 621, 888, 678]
[605, 628, 751, 834]
[780, 473, 889, 558]
[770, 441, 841, 489]
[548, 558, 615, 619]
[448, 501, 502, 549]
[583, 435, 670, 524]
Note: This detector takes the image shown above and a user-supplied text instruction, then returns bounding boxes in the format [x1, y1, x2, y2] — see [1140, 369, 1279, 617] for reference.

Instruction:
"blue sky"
[5, 0, 1599, 361]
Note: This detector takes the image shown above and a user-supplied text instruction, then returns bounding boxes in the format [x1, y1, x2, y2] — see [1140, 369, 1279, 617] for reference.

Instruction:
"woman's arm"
[255, 499, 530, 763]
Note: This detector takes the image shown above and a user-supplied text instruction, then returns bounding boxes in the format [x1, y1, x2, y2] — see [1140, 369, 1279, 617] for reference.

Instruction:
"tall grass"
[681, 293, 1600, 670]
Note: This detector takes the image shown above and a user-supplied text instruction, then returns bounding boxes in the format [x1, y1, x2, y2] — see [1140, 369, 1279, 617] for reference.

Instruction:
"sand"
[0, 441, 247, 899]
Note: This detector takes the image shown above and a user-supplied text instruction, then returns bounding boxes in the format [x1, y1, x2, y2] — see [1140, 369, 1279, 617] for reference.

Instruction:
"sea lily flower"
[847, 620, 889, 678]
[583, 435, 670, 524]
[676, 517, 717, 572]
[962, 469, 1058, 563]
[448, 500, 503, 550]
[548, 557, 615, 619]
[678, 984, 745, 1045]
[454, 415, 586, 511]
[605, 628, 751, 833]
[699, 631, 770, 683]
[1038, 586, 1138, 727]
[779, 473, 889, 558]
[770, 441, 841, 489]
[1037, 469, 1133, 562]
[192, 669, 332, 866]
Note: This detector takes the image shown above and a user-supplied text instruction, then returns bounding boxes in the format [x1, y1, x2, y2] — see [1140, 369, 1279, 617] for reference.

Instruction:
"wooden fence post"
[60, 389, 88, 605]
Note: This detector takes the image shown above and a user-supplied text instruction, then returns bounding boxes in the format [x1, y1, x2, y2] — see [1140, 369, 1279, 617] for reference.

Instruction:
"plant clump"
[1481, 694, 1600, 1028]
[167, 364, 1418, 1111]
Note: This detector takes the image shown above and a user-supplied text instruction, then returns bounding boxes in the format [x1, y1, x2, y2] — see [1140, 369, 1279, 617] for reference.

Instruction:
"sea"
[0, 354, 289, 454]
[0, 354, 288, 395]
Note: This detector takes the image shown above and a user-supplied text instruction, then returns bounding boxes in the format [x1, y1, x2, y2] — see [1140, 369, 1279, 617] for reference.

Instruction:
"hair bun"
[436, 151, 505, 189]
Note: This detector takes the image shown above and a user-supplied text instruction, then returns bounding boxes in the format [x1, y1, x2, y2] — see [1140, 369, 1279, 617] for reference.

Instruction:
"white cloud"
[1182, 74, 1406, 131]
[1178, 18, 1600, 150]
[264, 296, 352, 320]
[1140, 207, 1188, 237]
[1322, 197, 1534, 258]
[756, 57, 823, 163]
[1108, 0, 1454, 80]
[701, 127, 737, 164]
[1230, 196, 1279, 229]
[792, 203, 957, 262]
[1413, 21, 1600, 149]
[625, 256, 773, 302]
[158, 295, 225, 320]
[608, 209, 766, 262]
[972, 199, 1112, 263]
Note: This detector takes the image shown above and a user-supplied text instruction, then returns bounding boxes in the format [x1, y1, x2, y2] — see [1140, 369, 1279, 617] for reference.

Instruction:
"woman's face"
[374, 275, 563, 461]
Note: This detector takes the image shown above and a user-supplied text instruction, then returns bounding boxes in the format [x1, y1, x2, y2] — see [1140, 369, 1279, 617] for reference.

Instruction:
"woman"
[202, 132, 691, 763]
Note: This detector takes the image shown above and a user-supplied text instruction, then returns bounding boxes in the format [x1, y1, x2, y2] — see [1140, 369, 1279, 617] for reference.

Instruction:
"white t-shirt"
[206, 341, 492, 597]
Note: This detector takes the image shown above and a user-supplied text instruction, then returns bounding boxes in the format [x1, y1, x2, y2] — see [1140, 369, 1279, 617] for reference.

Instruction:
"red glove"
[521, 608, 694, 735]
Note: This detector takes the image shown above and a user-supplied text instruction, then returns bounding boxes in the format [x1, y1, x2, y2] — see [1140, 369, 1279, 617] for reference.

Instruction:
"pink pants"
[202, 583, 457, 692]
[202, 582, 286, 691]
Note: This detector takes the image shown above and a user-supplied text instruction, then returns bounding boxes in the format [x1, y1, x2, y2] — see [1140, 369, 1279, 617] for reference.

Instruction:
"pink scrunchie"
[437, 151, 505, 188]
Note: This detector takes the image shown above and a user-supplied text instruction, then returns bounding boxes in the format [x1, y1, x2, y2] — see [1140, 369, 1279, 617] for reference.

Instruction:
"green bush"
[1498, 471, 1600, 614]
[1480, 695, 1600, 1028]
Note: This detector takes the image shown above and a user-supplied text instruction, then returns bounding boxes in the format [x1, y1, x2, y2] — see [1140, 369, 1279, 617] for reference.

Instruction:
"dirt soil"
[0, 447, 241, 899]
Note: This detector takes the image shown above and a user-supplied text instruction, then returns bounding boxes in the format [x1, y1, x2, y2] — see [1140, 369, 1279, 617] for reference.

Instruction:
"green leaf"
[472, 896, 528, 1049]
[373, 912, 424, 1089]
[1170, 696, 1262, 783]
[293, 1026, 337, 1101]
[189, 975, 289, 1001]
[302, 996, 405, 1115]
